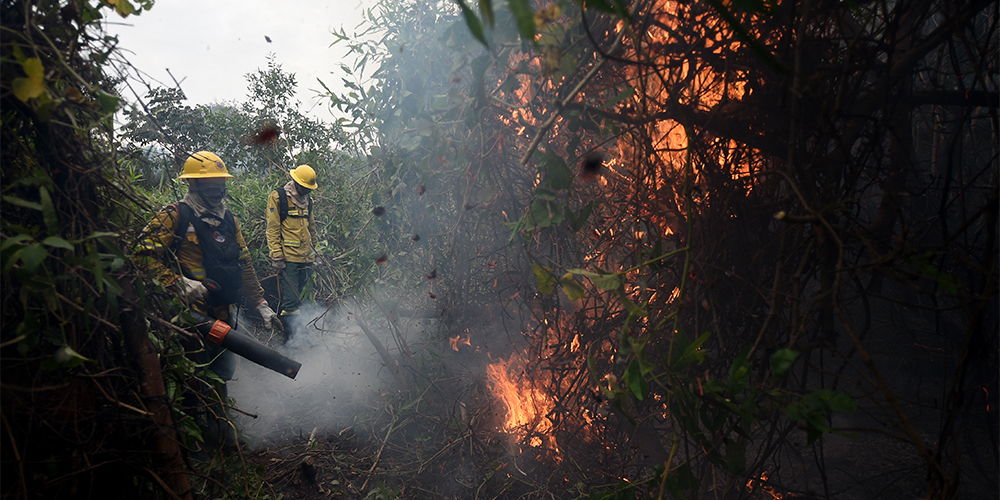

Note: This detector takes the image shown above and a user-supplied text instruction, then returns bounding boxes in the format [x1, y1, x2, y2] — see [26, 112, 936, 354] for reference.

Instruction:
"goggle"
[200, 186, 228, 197]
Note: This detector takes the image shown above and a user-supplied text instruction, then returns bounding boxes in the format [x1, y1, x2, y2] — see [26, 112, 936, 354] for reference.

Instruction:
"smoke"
[228, 301, 406, 447]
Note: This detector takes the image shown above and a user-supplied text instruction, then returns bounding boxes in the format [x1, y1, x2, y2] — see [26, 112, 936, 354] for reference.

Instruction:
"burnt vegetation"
[2, 0, 997, 500]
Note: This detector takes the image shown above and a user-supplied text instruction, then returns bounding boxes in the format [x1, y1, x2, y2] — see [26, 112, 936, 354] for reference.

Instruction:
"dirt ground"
[242, 431, 374, 500]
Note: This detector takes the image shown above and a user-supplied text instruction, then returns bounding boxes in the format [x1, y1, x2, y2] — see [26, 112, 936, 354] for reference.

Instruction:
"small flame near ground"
[449, 334, 471, 351]
[746, 470, 796, 499]
[486, 352, 561, 461]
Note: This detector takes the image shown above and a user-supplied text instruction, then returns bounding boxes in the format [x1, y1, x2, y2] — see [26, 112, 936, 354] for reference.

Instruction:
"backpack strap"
[276, 188, 311, 221]
[168, 202, 193, 254]
[168, 202, 236, 255]
[276, 189, 289, 222]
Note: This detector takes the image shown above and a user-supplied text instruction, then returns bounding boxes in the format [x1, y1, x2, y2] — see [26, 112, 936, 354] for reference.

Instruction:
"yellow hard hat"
[290, 165, 318, 190]
[178, 151, 233, 179]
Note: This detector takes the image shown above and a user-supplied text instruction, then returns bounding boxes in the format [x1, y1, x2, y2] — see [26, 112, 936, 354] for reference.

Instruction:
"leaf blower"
[188, 279, 301, 379]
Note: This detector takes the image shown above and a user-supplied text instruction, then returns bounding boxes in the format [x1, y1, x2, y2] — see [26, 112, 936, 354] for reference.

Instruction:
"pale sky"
[104, 0, 376, 123]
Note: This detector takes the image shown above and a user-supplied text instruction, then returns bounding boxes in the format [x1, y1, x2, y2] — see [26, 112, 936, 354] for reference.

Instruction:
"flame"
[486, 352, 561, 460]
[482, 0, 772, 471]
[449, 334, 471, 351]
[745, 470, 797, 499]
[609, 0, 758, 233]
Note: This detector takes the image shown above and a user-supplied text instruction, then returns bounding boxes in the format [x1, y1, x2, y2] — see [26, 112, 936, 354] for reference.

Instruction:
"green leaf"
[478, 0, 495, 26]
[506, 216, 525, 246]
[679, 331, 711, 366]
[592, 273, 620, 290]
[914, 253, 961, 294]
[22, 57, 43, 81]
[783, 402, 807, 421]
[587, 345, 600, 386]
[805, 389, 857, 413]
[3, 195, 42, 211]
[97, 91, 119, 113]
[12, 57, 45, 101]
[569, 201, 594, 232]
[456, 0, 489, 47]
[569, 268, 621, 291]
[727, 346, 752, 392]
[114, 0, 136, 17]
[39, 187, 58, 235]
[785, 389, 857, 444]
[12, 77, 44, 102]
[559, 273, 586, 301]
[600, 86, 636, 109]
[524, 199, 563, 230]
[534, 187, 558, 201]
[12, 44, 25, 63]
[624, 359, 647, 401]
[2, 234, 33, 250]
[41, 236, 73, 251]
[82, 231, 119, 241]
[770, 348, 798, 377]
[19, 244, 47, 273]
[2, 247, 23, 275]
[41, 345, 94, 371]
[508, 0, 536, 44]
[532, 263, 556, 294]
[540, 149, 572, 190]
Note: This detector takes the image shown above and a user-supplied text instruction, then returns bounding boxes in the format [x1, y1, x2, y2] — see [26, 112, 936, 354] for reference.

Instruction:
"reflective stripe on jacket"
[266, 189, 318, 263]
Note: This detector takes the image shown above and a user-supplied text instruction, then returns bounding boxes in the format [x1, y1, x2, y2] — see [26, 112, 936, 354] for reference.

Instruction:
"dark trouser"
[181, 343, 238, 449]
[278, 260, 313, 316]
[188, 308, 238, 448]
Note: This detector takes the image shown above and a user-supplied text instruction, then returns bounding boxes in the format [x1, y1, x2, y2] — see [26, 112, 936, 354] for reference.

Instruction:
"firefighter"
[135, 150, 279, 445]
[266, 164, 318, 337]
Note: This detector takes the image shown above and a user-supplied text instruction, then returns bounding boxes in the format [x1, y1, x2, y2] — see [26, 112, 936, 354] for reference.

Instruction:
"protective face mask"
[197, 185, 228, 207]
[200, 186, 228, 197]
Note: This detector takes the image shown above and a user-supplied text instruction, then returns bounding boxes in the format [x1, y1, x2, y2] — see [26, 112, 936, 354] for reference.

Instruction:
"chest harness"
[168, 202, 244, 306]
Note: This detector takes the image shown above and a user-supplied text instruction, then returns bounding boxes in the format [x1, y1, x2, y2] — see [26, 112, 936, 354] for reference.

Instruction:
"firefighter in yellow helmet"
[266, 164, 318, 337]
[134, 151, 280, 443]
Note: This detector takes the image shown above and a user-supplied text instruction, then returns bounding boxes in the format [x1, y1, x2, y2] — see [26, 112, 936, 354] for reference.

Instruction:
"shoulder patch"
[269, 207, 275, 212]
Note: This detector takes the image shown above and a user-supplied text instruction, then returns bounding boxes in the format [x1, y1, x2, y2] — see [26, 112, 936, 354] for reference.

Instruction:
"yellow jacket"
[266, 188, 318, 263]
[135, 203, 266, 321]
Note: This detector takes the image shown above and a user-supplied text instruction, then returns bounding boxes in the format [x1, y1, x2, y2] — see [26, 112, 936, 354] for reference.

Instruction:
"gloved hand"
[174, 276, 207, 303]
[256, 300, 280, 330]
[271, 258, 286, 271]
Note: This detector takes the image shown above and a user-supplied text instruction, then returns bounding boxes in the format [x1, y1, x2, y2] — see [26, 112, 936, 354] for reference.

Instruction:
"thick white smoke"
[228, 300, 407, 447]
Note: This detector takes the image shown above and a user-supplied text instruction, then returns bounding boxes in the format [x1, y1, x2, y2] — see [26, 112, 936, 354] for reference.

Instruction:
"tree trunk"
[119, 277, 193, 500]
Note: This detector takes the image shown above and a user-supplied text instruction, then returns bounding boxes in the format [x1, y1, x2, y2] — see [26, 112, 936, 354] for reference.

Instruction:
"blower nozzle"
[188, 310, 301, 379]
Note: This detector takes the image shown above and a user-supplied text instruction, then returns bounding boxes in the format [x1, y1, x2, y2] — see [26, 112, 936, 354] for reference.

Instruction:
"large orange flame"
[485, 352, 561, 460]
